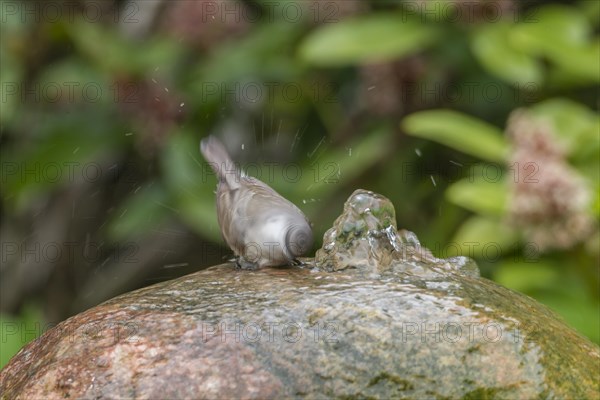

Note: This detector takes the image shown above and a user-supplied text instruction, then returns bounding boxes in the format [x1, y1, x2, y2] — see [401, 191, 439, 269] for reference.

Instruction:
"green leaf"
[511, 5, 599, 82]
[66, 20, 182, 75]
[446, 177, 507, 216]
[545, 39, 600, 82]
[198, 21, 303, 87]
[298, 14, 439, 66]
[35, 58, 112, 106]
[401, 0, 459, 22]
[452, 216, 518, 259]
[512, 5, 592, 52]
[471, 22, 543, 86]
[402, 110, 508, 162]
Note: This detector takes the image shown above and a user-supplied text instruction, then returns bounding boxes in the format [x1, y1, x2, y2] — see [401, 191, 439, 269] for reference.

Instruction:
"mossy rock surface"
[1, 190, 598, 399]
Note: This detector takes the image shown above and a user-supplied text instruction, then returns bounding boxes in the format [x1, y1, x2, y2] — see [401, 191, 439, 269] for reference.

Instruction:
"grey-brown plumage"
[200, 136, 313, 269]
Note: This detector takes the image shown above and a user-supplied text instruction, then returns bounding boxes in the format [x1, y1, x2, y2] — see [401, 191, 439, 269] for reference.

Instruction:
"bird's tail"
[200, 136, 241, 188]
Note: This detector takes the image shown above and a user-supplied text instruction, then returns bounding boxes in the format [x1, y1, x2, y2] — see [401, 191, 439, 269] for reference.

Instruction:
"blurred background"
[1, 0, 598, 367]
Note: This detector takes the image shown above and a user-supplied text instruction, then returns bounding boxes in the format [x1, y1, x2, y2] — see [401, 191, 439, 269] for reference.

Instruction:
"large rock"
[1, 190, 598, 399]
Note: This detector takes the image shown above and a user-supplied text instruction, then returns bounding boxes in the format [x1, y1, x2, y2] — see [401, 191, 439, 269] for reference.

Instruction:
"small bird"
[200, 136, 313, 269]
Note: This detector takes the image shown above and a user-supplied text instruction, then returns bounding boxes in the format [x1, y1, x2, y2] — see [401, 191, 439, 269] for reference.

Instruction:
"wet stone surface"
[1, 190, 598, 399]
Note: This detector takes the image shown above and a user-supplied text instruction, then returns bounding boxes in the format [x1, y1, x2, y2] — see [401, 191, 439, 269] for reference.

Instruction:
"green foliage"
[1, 120, 121, 212]
[471, 22, 543, 86]
[66, 20, 184, 75]
[107, 184, 171, 241]
[1, 0, 598, 363]
[470, 3, 599, 86]
[401, 99, 598, 343]
[299, 14, 440, 66]
[0, 305, 45, 368]
[402, 110, 508, 162]
[200, 21, 304, 84]
[495, 260, 600, 343]
[399, 2, 599, 345]
[510, 5, 598, 82]
[161, 131, 222, 242]
[287, 127, 393, 198]
[445, 177, 507, 216]
[530, 98, 600, 160]
[452, 216, 518, 259]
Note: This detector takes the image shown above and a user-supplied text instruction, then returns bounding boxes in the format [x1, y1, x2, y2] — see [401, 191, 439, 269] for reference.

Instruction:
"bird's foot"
[235, 257, 259, 270]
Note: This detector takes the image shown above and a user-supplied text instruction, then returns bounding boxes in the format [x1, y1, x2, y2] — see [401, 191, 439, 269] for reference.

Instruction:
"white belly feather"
[242, 215, 289, 266]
